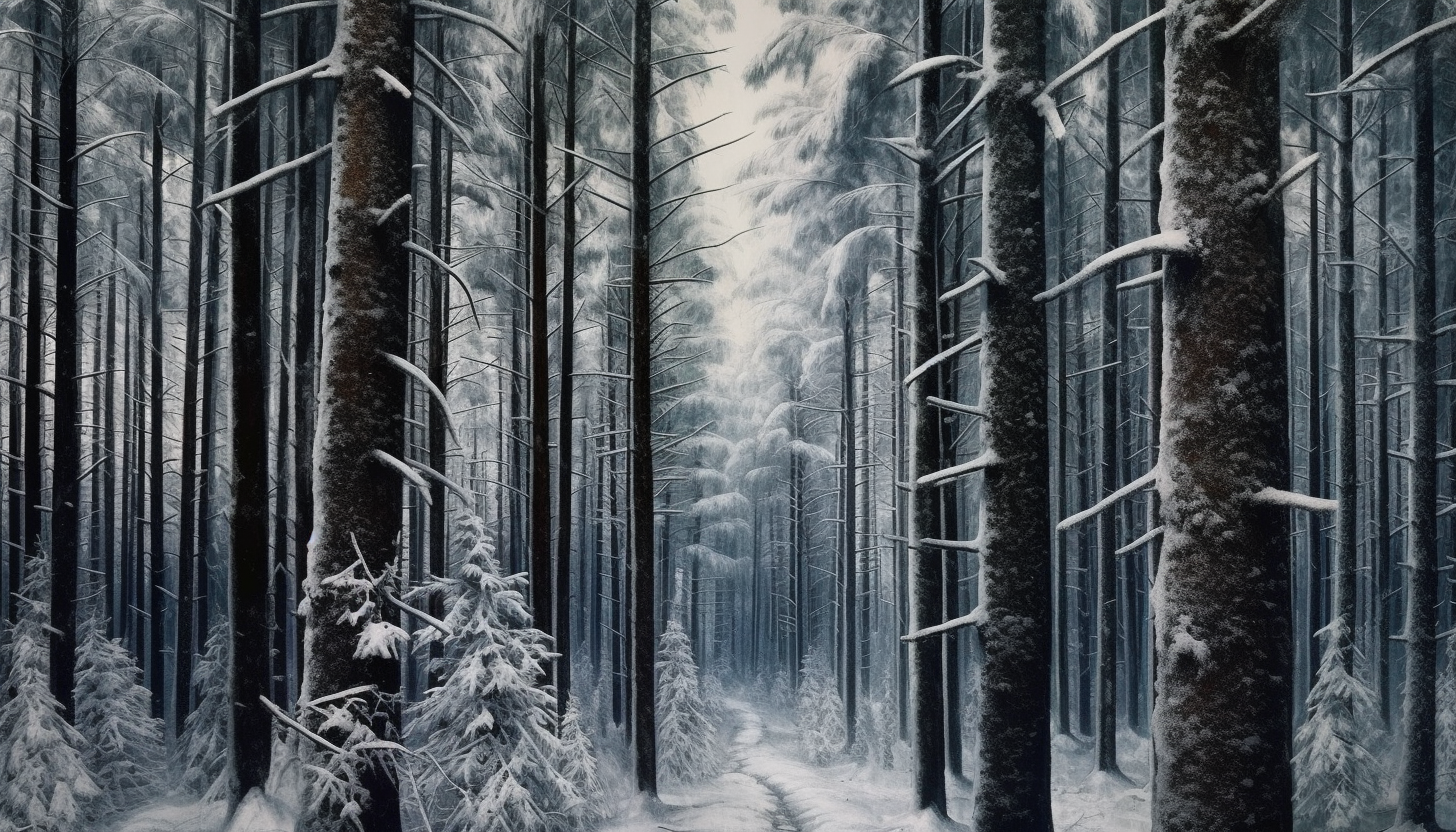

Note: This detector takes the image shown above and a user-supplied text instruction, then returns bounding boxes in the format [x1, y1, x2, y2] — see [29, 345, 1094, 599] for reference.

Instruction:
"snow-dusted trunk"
[1331, 0, 1356, 672]
[148, 92, 167, 723]
[1396, 0, 1438, 825]
[529, 26, 553, 652]
[841, 294, 858, 753]
[971, 1, 1052, 829]
[1152, 3, 1292, 831]
[629, 0, 658, 796]
[49, 0, 80, 724]
[907, 0, 946, 814]
[300, 0, 413, 827]
[555, 1, 580, 717]
[228, 0, 272, 799]
[5, 109, 20, 626]
[21, 0, 43, 609]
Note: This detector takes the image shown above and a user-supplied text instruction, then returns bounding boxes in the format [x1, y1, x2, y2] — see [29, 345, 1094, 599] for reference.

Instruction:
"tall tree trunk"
[300, 0, 413, 827]
[228, 0, 272, 801]
[148, 91, 167, 725]
[1331, 0, 1356, 676]
[972, 0, 1052, 828]
[424, 19, 448, 692]
[22, 0, 44, 647]
[1373, 114, 1391, 726]
[7, 100, 24, 626]
[907, 0, 946, 814]
[1152, 3, 1292, 830]
[629, 0, 658, 796]
[841, 294, 857, 753]
[1304, 118, 1323, 702]
[555, 0, 579, 717]
[1396, 0, 1438, 826]
[175, 9, 208, 734]
[528, 26, 554, 663]
[1096, 0, 1123, 774]
[49, 0, 81, 724]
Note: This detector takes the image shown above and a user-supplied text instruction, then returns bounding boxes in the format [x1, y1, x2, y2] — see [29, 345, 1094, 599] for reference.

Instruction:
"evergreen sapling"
[656, 619, 720, 784]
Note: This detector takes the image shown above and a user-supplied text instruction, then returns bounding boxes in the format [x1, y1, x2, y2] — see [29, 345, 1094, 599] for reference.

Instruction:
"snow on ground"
[107, 800, 227, 832]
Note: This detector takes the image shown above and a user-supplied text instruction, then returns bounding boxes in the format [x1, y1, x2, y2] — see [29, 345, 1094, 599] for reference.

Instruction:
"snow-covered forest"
[0, 0, 1452, 830]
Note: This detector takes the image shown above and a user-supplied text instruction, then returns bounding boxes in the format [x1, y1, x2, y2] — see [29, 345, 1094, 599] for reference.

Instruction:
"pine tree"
[656, 620, 720, 784]
[1433, 636, 1456, 807]
[0, 557, 98, 832]
[404, 513, 586, 832]
[75, 618, 165, 819]
[177, 621, 232, 802]
[1292, 619, 1384, 831]
[557, 700, 603, 828]
[796, 650, 846, 766]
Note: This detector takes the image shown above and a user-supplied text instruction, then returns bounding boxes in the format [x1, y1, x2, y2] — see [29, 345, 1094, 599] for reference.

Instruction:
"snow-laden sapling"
[404, 513, 589, 832]
[1436, 635, 1456, 802]
[796, 650, 845, 765]
[75, 617, 165, 818]
[1292, 618, 1385, 832]
[557, 699, 604, 827]
[656, 619, 721, 783]
[176, 620, 232, 801]
[0, 557, 99, 832]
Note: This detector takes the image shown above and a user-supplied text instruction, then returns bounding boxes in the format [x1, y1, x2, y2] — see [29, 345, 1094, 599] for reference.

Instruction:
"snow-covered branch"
[1340, 16, 1456, 92]
[1120, 122, 1164, 166]
[870, 136, 929, 164]
[260, 695, 345, 755]
[379, 587, 453, 638]
[905, 333, 983, 385]
[1057, 469, 1157, 532]
[933, 81, 992, 147]
[404, 459, 472, 506]
[213, 56, 335, 118]
[415, 92, 470, 145]
[1116, 270, 1163, 292]
[902, 608, 984, 642]
[201, 144, 333, 208]
[402, 242, 483, 329]
[1252, 487, 1337, 513]
[382, 353, 459, 448]
[371, 450, 432, 506]
[1043, 8, 1168, 99]
[926, 396, 984, 417]
[1260, 153, 1320, 204]
[1213, 0, 1287, 42]
[261, 0, 336, 20]
[939, 270, 990, 303]
[917, 451, 997, 487]
[71, 131, 144, 162]
[1114, 525, 1163, 556]
[1034, 231, 1193, 303]
[934, 139, 985, 186]
[373, 67, 411, 98]
[919, 536, 982, 552]
[886, 54, 981, 90]
[411, 0, 522, 54]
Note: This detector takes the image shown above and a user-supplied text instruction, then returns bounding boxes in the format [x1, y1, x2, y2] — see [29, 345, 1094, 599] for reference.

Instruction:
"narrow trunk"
[1331, 0, 1356, 674]
[528, 27, 554, 660]
[842, 295, 858, 752]
[148, 91, 167, 725]
[555, 1, 579, 717]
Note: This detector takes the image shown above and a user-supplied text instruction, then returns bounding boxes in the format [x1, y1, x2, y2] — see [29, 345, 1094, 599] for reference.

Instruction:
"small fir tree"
[405, 513, 587, 832]
[656, 619, 720, 784]
[557, 699, 603, 828]
[176, 621, 232, 801]
[0, 556, 99, 832]
[1435, 635, 1456, 802]
[75, 617, 165, 818]
[795, 650, 845, 765]
[1292, 618, 1385, 831]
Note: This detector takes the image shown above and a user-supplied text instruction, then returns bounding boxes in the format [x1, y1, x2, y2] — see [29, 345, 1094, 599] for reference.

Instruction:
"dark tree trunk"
[7, 99, 24, 627]
[972, 1, 1052, 829]
[528, 27, 553, 660]
[299, 0, 414, 827]
[1331, 0, 1356, 675]
[228, 0, 272, 801]
[630, 0, 658, 796]
[148, 91, 167, 725]
[1396, 0, 1438, 826]
[1152, 3, 1292, 830]
[841, 294, 857, 753]
[425, 19, 448, 691]
[49, 0, 81, 725]
[555, 1, 579, 717]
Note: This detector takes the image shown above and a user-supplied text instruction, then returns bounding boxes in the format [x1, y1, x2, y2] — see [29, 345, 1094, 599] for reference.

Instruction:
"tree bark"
[555, 1, 579, 718]
[299, 0, 414, 827]
[1152, 3, 1292, 830]
[148, 91, 167, 724]
[972, 1, 1052, 828]
[528, 25, 554, 664]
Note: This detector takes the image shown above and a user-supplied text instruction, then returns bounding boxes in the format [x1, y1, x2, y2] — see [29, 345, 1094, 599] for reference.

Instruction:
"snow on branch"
[373, 194, 411, 226]
[1115, 525, 1163, 555]
[920, 536, 982, 552]
[870, 136, 929, 164]
[261, 0, 336, 20]
[940, 270, 990, 303]
[1043, 9, 1168, 100]
[1057, 468, 1157, 532]
[1120, 122, 1164, 166]
[934, 139, 985, 186]
[1260, 153, 1320, 204]
[1116, 270, 1163, 292]
[1034, 231, 1192, 303]
[379, 586, 453, 638]
[404, 458, 473, 506]
[201, 143, 333, 208]
[902, 607, 984, 642]
[214, 56, 335, 118]
[382, 353, 460, 448]
[1340, 16, 1456, 92]
[373, 67, 411, 98]
[1213, 0, 1287, 42]
[905, 333, 983, 386]
[415, 92, 470, 145]
[260, 695, 345, 755]
[1252, 487, 1337, 513]
[372, 450, 432, 506]
[933, 81, 993, 147]
[402, 242, 483, 329]
[926, 396, 984, 417]
[71, 131, 144, 161]
[411, 0, 522, 54]
[886, 54, 981, 90]
[917, 451, 997, 487]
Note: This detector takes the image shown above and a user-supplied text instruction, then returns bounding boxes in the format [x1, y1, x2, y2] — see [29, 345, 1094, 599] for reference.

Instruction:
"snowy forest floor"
[598, 698, 1152, 832]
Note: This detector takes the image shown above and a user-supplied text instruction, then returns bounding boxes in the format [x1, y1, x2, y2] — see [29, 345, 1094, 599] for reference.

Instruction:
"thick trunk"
[50, 0, 81, 724]
[1331, 0, 1356, 674]
[972, 1, 1052, 829]
[300, 0, 414, 827]
[629, 0, 658, 797]
[425, 18, 448, 690]
[6, 100, 23, 626]
[1396, 0, 1437, 825]
[1152, 3, 1291, 830]
[229, 0, 272, 799]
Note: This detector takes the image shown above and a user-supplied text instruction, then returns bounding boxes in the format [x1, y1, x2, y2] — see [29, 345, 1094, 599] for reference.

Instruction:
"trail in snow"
[727, 706, 806, 832]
